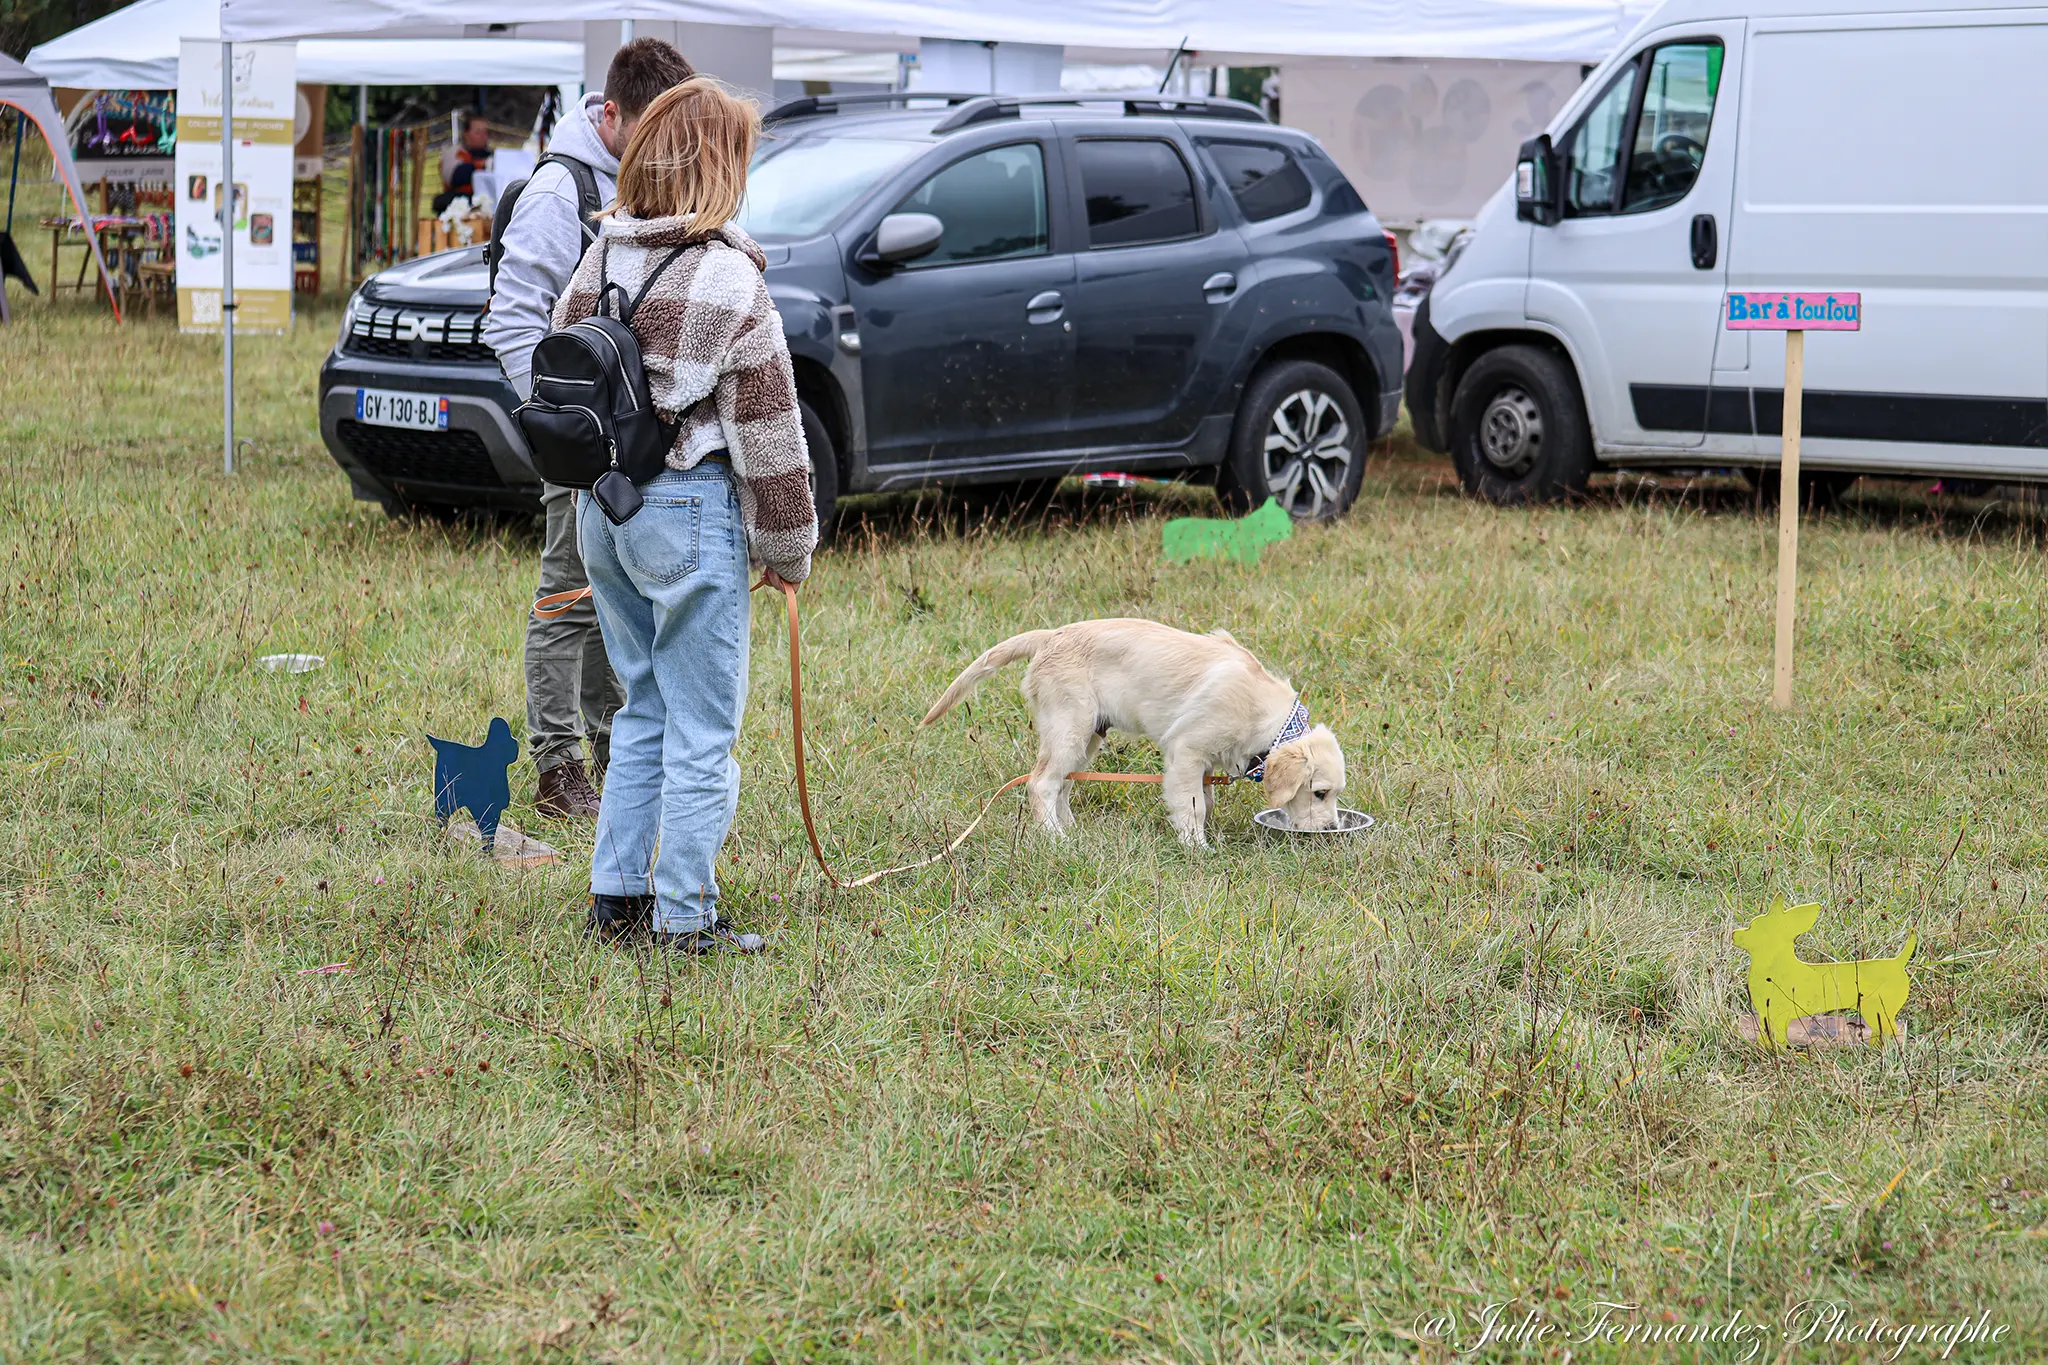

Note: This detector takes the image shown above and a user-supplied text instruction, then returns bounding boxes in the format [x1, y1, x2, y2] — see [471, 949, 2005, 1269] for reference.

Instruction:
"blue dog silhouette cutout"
[428, 718, 520, 851]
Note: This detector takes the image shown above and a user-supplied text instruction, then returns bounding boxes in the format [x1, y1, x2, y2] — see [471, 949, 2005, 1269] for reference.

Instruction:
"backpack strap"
[619, 246, 688, 325]
[537, 152, 602, 245]
[485, 151, 603, 296]
[595, 243, 692, 448]
[597, 242, 689, 324]
[596, 238, 623, 319]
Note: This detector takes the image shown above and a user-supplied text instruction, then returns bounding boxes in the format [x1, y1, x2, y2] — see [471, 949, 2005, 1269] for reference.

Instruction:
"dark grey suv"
[319, 91, 1403, 525]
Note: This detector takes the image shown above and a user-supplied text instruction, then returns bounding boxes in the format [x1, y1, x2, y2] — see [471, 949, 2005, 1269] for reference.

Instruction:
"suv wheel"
[1448, 344, 1592, 505]
[800, 398, 841, 544]
[1219, 359, 1368, 520]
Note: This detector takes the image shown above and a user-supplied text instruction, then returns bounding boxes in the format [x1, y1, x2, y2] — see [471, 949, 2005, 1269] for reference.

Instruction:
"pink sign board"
[1726, 291, 1861, 331]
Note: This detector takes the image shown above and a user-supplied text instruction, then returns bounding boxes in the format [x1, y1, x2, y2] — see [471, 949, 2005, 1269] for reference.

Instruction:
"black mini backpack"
[515, 241, 686, 499]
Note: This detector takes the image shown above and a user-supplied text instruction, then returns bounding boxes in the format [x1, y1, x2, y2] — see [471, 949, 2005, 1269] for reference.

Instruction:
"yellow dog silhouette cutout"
[1731, 898, 1915, 1047]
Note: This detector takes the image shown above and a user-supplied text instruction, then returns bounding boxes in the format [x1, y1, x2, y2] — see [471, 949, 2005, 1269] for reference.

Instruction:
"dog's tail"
[1895, 928, 1919, 964]
[920, 630, 1056, 725]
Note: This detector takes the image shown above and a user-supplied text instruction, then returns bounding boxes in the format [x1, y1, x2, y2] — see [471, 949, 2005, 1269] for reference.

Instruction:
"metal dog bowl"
[1253, 807, 1376, 836]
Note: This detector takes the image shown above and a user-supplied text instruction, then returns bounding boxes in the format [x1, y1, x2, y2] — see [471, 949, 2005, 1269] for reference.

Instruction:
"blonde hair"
[610, 77, 759, 230]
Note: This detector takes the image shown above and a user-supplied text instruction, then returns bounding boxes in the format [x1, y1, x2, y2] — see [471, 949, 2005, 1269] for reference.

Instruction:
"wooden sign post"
[1726, 291, 1862, 709]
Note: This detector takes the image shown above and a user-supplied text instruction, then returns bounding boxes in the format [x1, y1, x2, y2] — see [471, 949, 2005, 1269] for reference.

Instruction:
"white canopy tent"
[221, 0, 1651, 65]
[28, 0, 586, 89]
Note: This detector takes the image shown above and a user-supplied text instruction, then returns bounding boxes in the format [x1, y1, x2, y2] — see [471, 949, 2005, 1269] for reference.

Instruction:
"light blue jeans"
[578, 465, 750, 932]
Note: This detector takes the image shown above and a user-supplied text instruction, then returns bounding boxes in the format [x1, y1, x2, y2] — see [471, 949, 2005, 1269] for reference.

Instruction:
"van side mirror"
[1515, 135, 1561, 226]
[859, 212, 944, 269]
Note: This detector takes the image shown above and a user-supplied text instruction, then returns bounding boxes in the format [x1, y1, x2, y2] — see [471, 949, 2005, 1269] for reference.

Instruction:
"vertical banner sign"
[1725, 291, 1862, 710]
[176, 40, 296, 333]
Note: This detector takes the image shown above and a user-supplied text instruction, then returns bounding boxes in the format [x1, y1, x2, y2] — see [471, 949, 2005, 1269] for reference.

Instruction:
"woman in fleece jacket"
[553, 77, 818, 955]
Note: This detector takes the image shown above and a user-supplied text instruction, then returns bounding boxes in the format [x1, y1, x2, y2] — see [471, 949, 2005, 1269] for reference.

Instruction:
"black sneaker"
[654, 919, 768, 955]
[584, 894, 653, 942]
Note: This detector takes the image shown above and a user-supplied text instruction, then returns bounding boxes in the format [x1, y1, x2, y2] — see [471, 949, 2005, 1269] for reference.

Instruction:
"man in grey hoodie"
[485, 38, 696, 819]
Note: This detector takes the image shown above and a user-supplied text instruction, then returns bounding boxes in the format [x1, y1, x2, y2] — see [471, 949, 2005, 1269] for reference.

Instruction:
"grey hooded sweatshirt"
[483, 93, 618, 401]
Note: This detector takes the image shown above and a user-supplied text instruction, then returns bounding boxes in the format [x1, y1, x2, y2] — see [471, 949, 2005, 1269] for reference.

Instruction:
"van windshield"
[738, 137, 929, 242]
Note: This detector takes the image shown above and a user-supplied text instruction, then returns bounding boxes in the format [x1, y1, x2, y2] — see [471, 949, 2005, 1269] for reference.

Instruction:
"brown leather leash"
[755, 576, 1230, 889]
[533, 587, 594, 619]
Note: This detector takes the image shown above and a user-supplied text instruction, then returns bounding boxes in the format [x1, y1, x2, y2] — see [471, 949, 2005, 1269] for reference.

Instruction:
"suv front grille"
[336, 420, 506, 489]
[342, 302, 496, 364]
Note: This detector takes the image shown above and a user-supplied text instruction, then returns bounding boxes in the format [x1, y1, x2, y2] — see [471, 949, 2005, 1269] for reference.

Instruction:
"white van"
[1405, 0, 2048, 503]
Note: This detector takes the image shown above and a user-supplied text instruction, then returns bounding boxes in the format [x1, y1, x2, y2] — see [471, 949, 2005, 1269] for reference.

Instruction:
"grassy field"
[2, 295, 2045, 1363]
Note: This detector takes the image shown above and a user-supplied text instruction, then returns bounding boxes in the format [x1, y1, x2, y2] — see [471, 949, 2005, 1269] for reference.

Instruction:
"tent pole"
[222, 42, 236, 476]
[7, 112, 22, 234]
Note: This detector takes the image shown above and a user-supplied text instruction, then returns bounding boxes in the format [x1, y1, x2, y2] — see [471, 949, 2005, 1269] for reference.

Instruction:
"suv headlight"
[335, 292, 365, 351]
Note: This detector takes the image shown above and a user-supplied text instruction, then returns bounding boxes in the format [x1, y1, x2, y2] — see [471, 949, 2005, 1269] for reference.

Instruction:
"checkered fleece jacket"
[552, 213, 817, 582]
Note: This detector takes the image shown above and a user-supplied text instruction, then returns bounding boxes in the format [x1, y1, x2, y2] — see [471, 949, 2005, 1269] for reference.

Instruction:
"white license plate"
[355, 388, 449, 431]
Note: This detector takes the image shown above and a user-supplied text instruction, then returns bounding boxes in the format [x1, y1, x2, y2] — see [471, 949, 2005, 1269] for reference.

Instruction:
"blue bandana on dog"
[1245, 699, 1311, 783]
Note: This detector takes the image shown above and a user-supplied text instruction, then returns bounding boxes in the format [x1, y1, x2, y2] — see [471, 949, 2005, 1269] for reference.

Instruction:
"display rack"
[292, 175, 321, 294]
[346, 124, 429, 287]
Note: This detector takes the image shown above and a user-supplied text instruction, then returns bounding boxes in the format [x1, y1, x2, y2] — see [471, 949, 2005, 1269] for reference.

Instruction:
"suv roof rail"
[929, 91, 1269, 134]
[764, 91, 985, 125]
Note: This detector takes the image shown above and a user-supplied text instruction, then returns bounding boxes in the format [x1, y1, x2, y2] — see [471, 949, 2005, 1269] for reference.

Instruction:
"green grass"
[2, 299, 2045, 1362]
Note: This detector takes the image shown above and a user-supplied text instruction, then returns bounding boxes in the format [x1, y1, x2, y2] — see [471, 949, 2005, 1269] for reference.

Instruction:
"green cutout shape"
[1731, 897, 1916, 1047]
[1161, 496, 1295, 565]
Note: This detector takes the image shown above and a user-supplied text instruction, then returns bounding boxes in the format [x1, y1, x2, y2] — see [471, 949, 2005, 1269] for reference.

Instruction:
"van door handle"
[1026, 290, 1064, 323]
[1202, 271, 1237, 302]
[1690, 214, 1718, 270]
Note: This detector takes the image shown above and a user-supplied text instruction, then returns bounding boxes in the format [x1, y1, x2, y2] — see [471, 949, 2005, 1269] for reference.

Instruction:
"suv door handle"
[1026, 290, 1064, 323]
[1202, 271, 1237, 301]
[1690, 214, 1718, 270]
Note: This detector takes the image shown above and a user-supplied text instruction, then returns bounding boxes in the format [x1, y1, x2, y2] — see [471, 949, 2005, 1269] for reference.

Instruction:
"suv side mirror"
[860, 212, 944, 269]
[1515, 135, 1561, 226]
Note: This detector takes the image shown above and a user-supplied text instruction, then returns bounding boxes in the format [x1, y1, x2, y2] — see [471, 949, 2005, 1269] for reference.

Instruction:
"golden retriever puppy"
[922, 618, 1346, 846]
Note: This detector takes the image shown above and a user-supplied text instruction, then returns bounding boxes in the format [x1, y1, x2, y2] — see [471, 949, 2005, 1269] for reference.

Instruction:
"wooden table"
[416, 212, 492, 258]
[41, 216, 170, 311]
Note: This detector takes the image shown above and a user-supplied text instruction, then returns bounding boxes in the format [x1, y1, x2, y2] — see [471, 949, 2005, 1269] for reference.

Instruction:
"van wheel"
[1740, 466, 1856, 510]
[1219, 359, 1368, 520]
[1449, 345, 1592, 505]
[800, 398, 841, 544]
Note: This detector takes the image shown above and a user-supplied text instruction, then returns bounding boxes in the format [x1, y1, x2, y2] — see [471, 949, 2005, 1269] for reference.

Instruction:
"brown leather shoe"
[535, 760, 601, 820]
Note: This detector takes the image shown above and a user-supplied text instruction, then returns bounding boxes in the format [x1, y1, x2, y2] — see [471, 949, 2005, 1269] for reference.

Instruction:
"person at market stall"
[437, 112, 494, 203]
